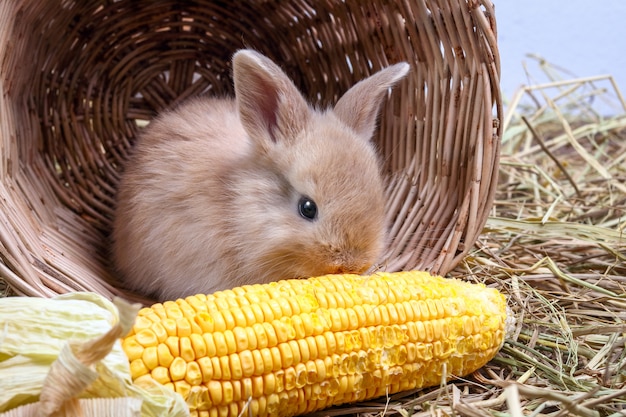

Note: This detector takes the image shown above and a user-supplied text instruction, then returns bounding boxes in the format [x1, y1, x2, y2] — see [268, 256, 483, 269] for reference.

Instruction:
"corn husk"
[0, 293, 189, 417]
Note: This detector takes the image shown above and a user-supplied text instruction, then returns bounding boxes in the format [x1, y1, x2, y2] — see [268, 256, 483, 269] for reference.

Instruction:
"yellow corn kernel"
[179, 336, 195, 362]
[233, 326, 253, 352]
[212, 332, 229, 357]
[169, 356, 187, 382]
[207, 380, 223, 404]
[195, 312, 214, 333]
[173, 380, 191, 398]
[164, 335, 179, 357]
[122, 271, 507, 417]
[238, 350, 255, 377]
[151, 366, 171, 385]
[190, 333, 207, 357]
[177, 299, 197, 318]
[197, 356, 213, 382]
[185, 361, 203, 385]
[211, 311, 227, 332]
[228, 352, 243, 379]
[141, 346, 158, 370]
[132, 315, 153, 332]
[210, 357, 222, 380]
[219, 356, 232, 380]
[135, 328, 158, 347]
[122, 336, 144, 362]
[272, 318, 296, 343]
[176, 317, 192, 337]
[150, 321, 168, 343]
[129, 358, 149, 379]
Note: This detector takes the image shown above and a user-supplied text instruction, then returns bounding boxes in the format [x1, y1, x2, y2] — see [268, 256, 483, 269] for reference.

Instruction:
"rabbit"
[112, 49, 409, 301]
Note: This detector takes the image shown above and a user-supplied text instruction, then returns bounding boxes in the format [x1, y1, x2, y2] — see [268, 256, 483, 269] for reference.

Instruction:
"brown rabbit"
[112, 49, 409, 300]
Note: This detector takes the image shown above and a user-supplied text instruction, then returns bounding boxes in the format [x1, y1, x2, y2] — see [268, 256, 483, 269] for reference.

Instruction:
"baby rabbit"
[112, 49, 409, 300]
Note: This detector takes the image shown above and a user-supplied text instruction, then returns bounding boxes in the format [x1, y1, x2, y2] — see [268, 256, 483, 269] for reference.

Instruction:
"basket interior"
[0, 0, 501, 300]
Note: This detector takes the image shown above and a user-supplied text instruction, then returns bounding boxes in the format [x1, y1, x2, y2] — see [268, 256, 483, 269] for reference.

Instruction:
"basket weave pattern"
[0, 0, 501, 300]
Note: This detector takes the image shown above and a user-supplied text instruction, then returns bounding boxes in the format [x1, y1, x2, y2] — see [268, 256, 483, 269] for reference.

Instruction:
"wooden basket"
[0, 0, 501, 301]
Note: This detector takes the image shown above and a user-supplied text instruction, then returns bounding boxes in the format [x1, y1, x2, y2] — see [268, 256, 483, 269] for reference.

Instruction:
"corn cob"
[122, 271, 507, 417]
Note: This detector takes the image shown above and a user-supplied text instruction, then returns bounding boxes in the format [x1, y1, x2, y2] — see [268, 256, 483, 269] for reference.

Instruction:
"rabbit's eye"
[298, 196, 317, 220]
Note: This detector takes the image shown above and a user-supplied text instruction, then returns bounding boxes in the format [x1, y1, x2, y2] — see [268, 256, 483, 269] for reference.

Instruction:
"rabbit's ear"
[334, 63, 409, 140]
[233, 50, 310, 145]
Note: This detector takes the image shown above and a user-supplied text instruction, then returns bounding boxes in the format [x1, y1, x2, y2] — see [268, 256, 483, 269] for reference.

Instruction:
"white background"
[495, 1, 626, 103]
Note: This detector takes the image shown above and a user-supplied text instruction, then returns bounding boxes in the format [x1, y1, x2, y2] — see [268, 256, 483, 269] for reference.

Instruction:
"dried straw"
[0, 0, 501, 301]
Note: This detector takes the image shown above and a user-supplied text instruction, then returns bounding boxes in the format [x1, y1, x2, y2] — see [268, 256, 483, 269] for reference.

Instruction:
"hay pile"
[462, 72, 626, 416]
[2, 64, 625, 415]
[452, 74, 625, 416]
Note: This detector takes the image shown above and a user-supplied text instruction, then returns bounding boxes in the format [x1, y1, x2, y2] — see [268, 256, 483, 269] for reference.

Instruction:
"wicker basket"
[0, 0, 501, 301]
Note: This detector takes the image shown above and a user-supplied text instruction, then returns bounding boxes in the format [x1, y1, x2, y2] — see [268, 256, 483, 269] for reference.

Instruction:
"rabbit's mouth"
[319, 260, 371, 276]
[250, 240, 380, 283]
